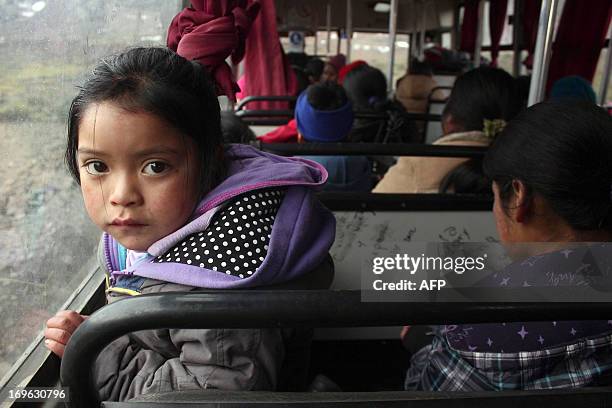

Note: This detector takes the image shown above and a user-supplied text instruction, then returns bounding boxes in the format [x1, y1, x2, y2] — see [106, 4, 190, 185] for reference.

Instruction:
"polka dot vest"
[154, 188, 287, 279]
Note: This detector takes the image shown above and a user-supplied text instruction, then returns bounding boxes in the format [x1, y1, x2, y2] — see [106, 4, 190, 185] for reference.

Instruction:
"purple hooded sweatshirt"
[103, 144, 336, 289]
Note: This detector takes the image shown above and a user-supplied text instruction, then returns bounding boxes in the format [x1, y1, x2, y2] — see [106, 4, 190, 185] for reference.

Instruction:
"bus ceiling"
[274, 0, 456, 35]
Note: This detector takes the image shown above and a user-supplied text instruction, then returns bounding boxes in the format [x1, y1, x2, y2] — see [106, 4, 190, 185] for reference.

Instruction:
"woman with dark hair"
[304, 58, 325, 84]
[220, 111, 256, 144]
[439, 157, 490, 194]
[321, 54, 346, 83]
[342, 65, 420, 144]
[374, 67, 521, 193]
[485, 100, 611, 240]
[406, 100, 612, 390]
[343, 65, 388, 111]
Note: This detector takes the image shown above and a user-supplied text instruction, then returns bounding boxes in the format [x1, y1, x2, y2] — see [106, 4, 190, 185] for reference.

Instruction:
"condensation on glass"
[0, 0, 181, 380]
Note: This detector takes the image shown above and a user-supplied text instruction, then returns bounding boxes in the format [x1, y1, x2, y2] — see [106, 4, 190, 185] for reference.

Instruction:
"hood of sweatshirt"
[104, 144, 336, 289]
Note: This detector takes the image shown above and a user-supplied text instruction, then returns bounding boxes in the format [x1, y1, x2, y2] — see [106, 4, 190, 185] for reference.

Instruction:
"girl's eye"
[84, 161, 108, 175]
[143, 161, 168, 175]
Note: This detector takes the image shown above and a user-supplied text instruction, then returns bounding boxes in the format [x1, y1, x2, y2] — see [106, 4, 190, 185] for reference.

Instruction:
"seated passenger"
[296, 82, 373, 192]
[405, 100, 612, 390]
[321, 54, 346, 83]
[220, 111, 256, 144]
[550, 75, 597, 104]
[343, 65, 420, 143]
[304, 58, 325, 84]
[395, 58, 446, 114]
[338, 59, 368, 84]
[44, 47, 336, 401]
[257, 60, 328, 144]
[374, 67, 522, 193]
[438, 157, 491, 194]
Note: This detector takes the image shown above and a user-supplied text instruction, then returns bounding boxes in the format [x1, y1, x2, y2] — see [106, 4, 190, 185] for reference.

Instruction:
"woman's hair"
[220, 111, 256, 144]
[515, 75, 531, 108]
[439, 158, 491, 195]
[442, 67, 522, 132]
[304, 58, 325, 82]
[66, 47, 225, 196]
[292, 66, 310, 96]
[307, 81, 349, 111]
[484, 100, 612, 231]
[408, 58, 433, 76]
[342, 65, 387, 110]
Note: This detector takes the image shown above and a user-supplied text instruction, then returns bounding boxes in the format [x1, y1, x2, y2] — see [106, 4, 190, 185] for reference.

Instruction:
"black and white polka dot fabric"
[154, 188, 287, 279]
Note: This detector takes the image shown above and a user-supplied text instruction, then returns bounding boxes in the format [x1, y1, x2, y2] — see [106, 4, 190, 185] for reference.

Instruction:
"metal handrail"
[235, 95, 297, 111]
[254, 142, 486, 157]
[317, 192, 492, 211]
[61, 290, 612, 407]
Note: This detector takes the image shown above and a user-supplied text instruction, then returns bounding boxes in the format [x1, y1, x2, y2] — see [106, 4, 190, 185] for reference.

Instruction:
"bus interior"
[0, 0, 611, 406]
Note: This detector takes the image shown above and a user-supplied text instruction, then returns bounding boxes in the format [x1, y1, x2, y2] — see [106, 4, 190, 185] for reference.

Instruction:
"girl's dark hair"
[66, 47, 225, 196]
[442, 67, 521, 132]
[484, 100, 612, 231]
[343, 65, 387, 110]
[440, 158, 491, 195]
[307, 82, 349, 111]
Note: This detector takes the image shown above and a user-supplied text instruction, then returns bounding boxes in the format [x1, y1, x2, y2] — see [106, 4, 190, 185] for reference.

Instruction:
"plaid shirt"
[405, 331, 612, 391]
[405, 244, 612, 391]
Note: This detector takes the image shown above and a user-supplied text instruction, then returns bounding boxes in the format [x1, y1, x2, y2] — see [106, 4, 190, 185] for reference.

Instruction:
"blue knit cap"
[295, 91, 354, 142]
[550, 76, 596, 104]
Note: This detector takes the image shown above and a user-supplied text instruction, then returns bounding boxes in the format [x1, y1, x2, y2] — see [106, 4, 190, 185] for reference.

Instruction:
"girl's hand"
[44, 310, 88, 358]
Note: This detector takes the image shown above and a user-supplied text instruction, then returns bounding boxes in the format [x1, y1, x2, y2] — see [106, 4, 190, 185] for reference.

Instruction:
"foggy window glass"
[0, 0, 180, 380]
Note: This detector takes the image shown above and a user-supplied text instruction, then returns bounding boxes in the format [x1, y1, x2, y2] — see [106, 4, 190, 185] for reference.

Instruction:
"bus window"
[349, 32, 410, 87]
[0, 0, 180, 381]
[306, 31, 341, 57]
[593, 31, 612, 104]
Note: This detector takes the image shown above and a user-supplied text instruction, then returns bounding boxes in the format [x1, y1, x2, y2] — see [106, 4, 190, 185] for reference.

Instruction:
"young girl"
[44, 47, 335, 401]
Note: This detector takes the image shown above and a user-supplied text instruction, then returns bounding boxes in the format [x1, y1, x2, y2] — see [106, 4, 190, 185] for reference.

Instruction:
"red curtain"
[521, 0, 542, 69]
[489, 0, 509, 66]
[167, 0, 260, 101]
[242, 0, 298, 110]
[460, 0, 480, 54]
[546, 0, 612, 92]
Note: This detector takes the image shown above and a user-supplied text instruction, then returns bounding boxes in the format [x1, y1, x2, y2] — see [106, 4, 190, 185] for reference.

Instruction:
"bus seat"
[256, 254, 335, 392]
[316, 192, 495, 341]
[62, 290, 612, 407]
[100, 388, 612, 407]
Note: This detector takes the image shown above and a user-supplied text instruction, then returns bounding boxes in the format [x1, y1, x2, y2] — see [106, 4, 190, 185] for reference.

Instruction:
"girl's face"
[77, 102, 201, 251]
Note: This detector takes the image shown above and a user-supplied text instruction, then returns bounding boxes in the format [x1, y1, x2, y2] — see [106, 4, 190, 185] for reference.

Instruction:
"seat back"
[316, 192, 494, 340]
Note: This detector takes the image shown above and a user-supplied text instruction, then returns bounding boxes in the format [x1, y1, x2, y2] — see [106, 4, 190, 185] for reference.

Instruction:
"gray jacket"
[92, 237, 333, 402]
[92, 239, 284, 401]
